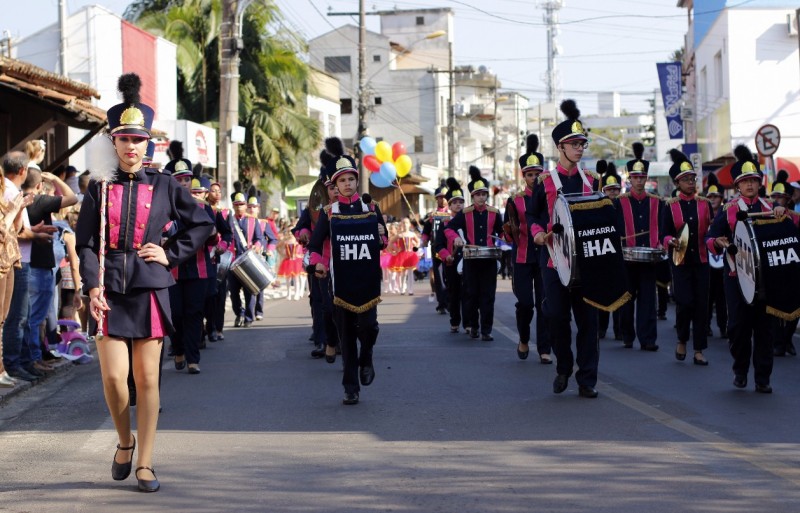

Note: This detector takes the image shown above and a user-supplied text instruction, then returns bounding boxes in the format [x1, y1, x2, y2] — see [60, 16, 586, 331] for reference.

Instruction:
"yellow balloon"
[375, 141, 392, 163]
[395, 154, 413, 178]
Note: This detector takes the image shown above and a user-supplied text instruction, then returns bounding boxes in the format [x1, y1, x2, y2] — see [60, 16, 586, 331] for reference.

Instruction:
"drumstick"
[621, 230, 650, 240]
[715, 239, 738, 255]
[736, 210, 775, 221]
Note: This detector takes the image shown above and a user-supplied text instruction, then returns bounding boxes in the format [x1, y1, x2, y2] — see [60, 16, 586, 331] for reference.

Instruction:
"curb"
[0, 358, 78, 405]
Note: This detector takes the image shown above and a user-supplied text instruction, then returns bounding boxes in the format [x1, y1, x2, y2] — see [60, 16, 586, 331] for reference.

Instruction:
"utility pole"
[492, 76, 499, 181]
[542, 0, 562, 105]
[448, 42, 456, 178]
[357, 0, 368, 194]
[58, 0, 68, 76]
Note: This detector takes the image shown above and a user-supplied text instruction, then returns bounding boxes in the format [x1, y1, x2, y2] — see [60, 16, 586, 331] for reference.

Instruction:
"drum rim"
[552, 194, 577, 286]
[734, 219, 761, 304]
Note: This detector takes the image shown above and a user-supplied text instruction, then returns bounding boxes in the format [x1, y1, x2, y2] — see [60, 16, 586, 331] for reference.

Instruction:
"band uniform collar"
[678, 191, 695, 201]
[338, 192, 360, 205]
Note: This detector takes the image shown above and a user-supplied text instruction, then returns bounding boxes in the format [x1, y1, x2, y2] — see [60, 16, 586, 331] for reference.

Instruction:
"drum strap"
[231, 217, 249, 254]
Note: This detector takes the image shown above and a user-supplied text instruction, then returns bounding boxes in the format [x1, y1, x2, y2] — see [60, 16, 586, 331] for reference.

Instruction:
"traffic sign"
[755, 124, 781, 156]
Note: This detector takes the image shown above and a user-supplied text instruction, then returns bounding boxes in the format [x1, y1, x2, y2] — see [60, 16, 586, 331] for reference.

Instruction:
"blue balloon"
[370, 172, 391, 188]
[359, 137, 377, 156]
[379, 161, 397, 184]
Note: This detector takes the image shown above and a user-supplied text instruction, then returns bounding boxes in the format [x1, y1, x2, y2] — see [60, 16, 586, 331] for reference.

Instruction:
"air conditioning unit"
[789, 12, 798, 37]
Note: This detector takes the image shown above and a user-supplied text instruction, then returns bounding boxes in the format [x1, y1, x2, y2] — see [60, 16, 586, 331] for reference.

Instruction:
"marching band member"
[206, 180, 231, 342]
[228, 189, 264, 328]
[530, 100, 602, 398]
[446, 166, 504, 341]
[76, 73, 214, 492]
[421, 180, 450, 313]
[615, 143, 662, 351]
[504, 135, 551, 363]
[705, 173, 727, 339]
[769, 172, 798, 357]
[706, 145, 786, 392]
[598, 161, 622, 341]
[307, 155, 388, 405]
[434, 178, 467, 334]
[248, 193, 278, 319]
[661, 149, 712, 366]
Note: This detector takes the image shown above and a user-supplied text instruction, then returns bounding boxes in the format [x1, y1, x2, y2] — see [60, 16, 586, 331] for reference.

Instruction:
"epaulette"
[487, 205, 500, 214]
[515, 192, 526, 199]
[618, 192, 630, 199]
[646, 193, 661, 200]
[537, 174, 551, 184]
[666, 197, 680, 205]
[585, 170, 600, 180]
[323, 204, 332, 215]
[463, 205, 475, 213]
[722, 201, 736, 211]
[696, 195, 710, 203]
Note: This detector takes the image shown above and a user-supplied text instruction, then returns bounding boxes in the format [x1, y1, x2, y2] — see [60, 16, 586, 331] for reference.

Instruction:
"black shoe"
[641, 344, 659, 352]
[136, 466, 160, 492]
[217, 332, 225, 341]
[359, 364, 375, 386]
[311, 346, 325, 359]
[343, 392, 359, 405]
[657, 314, 667, 321]
[578, 385, 599, 398]
[693, 354, 709, 366]
[243, 321, 252, 328]
[469, 329, 479, 339]
[208, 331, 219, 342]
[517, 342, 529, 360]
[598, 331, 606, 339]
[6, 367, 38, 382]
[23, 365, 44, 378]
[450, 326, 459, 334]
[234, 316, 243, 327]
[111, 435, 135, 481]
[42, 351, 60, 361]
[622, 341, 633, 349]
[788, 342, 797, 357]
[187, 364, 200, 374]
[675, 344, 687, 361]
[774, 347, 787, 357]
[325, 346, 337, 364]
[308, 334, 314, 341]
[755, 383, 773, 394]
[539, 354, 553, 365]
[174, 356, 186, 371]
[553, 375, 569, 394]
[719, 328, 728, 338]
[733, 374, 747, 389]
[481, 334, 494, 342]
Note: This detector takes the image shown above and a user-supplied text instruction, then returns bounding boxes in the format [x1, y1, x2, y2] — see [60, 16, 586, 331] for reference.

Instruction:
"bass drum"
[733, 220, 761, 304]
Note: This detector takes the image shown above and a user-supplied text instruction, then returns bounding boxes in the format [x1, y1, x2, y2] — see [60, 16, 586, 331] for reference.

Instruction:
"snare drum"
[230, 249, 276, 295]
[216, 251, 233, 283]
[622, 246, 667, 263]
[463, 246, 501, 260]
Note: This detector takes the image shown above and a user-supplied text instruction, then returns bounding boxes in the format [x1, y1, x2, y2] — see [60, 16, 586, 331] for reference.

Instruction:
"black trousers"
[228, 275, 254, 322]
[707, 267, 727, 333]
[542, 267, 599, 387]
[443, 264, 466, 329]
[310, 274, 338, 349]
[723, 275, 772, 386]
[619, 262, 658, 347]
[598, 310, 621, 338]
[333, 306, 379, 394]
[210, 275, 228, 335]
[432, 258, 447, 310]
[512, 261, 549, 355]
[656, 261, 671, 317]
[771, 317, 798, 354]
[463, 259, 498, 335]
[169, 278, 208, 365]
[671, 262, 709, 351]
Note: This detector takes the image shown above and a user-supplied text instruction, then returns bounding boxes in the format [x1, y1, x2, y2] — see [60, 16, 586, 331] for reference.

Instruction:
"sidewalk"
[0, 356, 78, 405]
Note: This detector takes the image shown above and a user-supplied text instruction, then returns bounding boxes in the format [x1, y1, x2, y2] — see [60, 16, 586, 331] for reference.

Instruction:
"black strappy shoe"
[136, 466, 160, 492]
[111, 435, 135, 481]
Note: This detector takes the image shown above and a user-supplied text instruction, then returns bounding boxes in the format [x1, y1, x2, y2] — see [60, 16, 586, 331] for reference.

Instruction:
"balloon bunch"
[359, 137, 413, 188]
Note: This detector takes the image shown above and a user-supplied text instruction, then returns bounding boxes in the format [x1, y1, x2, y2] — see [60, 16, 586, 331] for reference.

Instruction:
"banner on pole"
[656, 62, 685, 140]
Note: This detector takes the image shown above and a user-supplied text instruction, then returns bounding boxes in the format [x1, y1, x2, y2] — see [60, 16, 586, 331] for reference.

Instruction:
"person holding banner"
[76, 73, 214, 492]
[661, 149, 712, 366]
[308, 155, 388, 406]
[614, 143, 662, 352]
[504, 135, 550, 363]
[706, 145, 793, 393]
[597, 161, 623, 341]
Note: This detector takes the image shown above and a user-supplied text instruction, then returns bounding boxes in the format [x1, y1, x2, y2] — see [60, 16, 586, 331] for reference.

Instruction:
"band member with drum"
[705, 173, 727, 339]
[228, 190, 264, 328]
[308, 155, 388, 405]
[706, 145, 790, 392]
[615, 143, 662, 351]
[206, 180, 231, 342]
[530, 99, 604, 399]
[598, 161, 623, 341]
[446, 166, 504, 341]
[768, 172, 798, 357]
[504, 135, 551, 362]
[421, 180, 450, 313]
[661, 149, 712, 366]
[434, 178, 467, 334]
[248, 192, 278, 320]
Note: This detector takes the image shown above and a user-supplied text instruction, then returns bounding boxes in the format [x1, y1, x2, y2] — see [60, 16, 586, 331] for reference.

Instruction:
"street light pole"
[356, 0, 368, 195]
[448, 41, 456, 178]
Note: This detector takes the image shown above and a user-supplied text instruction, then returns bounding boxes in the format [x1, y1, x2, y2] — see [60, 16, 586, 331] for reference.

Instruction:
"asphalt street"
[2, 278, 800, 512]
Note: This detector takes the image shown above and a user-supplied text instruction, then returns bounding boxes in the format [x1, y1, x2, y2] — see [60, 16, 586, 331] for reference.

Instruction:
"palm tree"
[126, 0, 320, 187]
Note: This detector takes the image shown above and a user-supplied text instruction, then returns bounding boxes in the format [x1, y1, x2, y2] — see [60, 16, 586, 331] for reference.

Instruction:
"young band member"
[76, 73, 214, 492]
[530, 100, 602, 398]
[705, 173, 727, 339]
[228, 189, 264, 328]
[504, 135, 551, 363]
[248, 193, 278, 319]
[615, 143, 662, 351]
[707, 145, 793, 393]
[768, 172, 798, 357]
[446, 166, 504, 341]
[308, 155, 388, 405]
[598, 161, 622, 341]
[434, 178, 467, 334]
[661, 149, 712, 366]
[205, 180, 231, 342]
[421, 180, 450, 313]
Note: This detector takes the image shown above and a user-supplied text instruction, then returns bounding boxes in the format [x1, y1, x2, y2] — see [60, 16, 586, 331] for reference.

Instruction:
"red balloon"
[363, 155, 381, 172]
[391, 142, 407, 162]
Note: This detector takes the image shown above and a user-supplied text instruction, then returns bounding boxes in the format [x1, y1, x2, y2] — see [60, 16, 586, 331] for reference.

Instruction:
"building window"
[374, 97, 382, 105]
[324, 56, 351, 74]
[713, 51, 723, 99]
[414, 136, 424, 153]
[327, 115, 336, 138]
[416, 16, 424, 26]
[341, 98, 353, 114]
[373, 54, 381, 63]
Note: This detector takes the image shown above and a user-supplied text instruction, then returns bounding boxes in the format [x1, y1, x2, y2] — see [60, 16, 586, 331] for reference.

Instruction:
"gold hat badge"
[680, 162, 693, 172]
[120, 106, 145, 126]
[526, 154, 541, 166]
[633, 161, 645, 172]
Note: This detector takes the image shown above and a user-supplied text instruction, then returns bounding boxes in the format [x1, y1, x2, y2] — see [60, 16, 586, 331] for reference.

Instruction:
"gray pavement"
[2, 279, 800, 512]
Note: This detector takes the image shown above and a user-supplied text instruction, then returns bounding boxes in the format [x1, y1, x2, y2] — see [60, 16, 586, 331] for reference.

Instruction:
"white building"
[679, 0, 800, 168]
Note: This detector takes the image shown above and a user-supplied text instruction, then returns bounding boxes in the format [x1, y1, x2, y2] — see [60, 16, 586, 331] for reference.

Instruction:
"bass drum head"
[551, 195, 576, 287]
[708, 252, 724, 269]
[734, 220, 759, 304]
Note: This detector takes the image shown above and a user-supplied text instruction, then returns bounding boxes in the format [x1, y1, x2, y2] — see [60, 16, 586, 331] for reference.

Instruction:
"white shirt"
[4, 177, 31, 263]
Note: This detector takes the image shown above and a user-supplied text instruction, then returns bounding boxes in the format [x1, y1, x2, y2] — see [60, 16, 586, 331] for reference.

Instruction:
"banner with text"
[656, 62, 684, 140]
